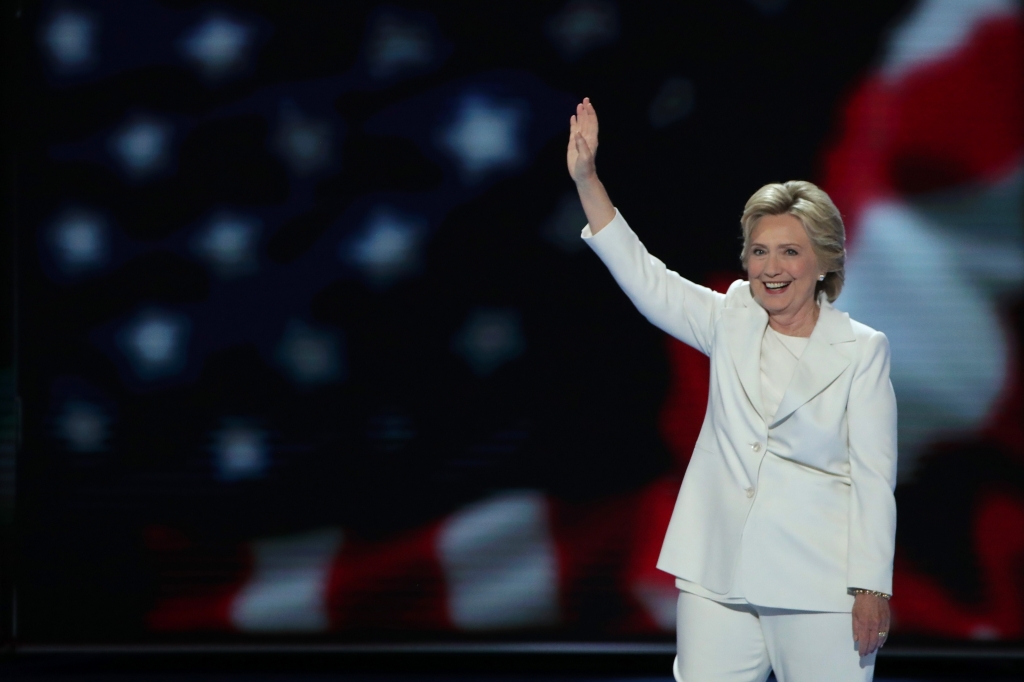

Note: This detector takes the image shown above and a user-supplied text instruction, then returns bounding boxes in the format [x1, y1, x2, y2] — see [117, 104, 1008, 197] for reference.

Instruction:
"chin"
[760, 300, 788, 313]
[754, 290, 801, 313]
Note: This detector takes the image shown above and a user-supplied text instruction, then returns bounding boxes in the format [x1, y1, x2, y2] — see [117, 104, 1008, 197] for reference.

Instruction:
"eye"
[752, 248, 766, 256]
[786, 248, 799, 256]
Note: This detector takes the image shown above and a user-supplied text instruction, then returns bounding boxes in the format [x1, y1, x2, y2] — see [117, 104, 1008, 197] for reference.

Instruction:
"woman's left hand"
[567, 97, 600, 184]
[852, 592, 891, 656]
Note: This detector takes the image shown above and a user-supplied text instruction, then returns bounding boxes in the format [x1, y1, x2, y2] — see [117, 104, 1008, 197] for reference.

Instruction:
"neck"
[767, 298, 820, 337]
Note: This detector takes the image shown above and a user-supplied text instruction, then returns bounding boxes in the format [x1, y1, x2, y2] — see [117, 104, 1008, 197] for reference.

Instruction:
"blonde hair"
[739, 180, 846, 302]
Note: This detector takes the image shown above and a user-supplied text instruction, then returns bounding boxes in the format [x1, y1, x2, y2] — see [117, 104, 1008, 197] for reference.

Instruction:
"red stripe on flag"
[823, 15, 1023, 238]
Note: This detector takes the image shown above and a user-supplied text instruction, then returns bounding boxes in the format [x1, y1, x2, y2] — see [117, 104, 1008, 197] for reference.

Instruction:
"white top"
[761, 327, 810, 423]
[675, 325, 810, 603]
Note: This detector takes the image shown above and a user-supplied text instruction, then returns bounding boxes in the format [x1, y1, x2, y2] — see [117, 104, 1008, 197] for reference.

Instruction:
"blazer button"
[751, 442, 761, 452]
[745, 487, 755, 498]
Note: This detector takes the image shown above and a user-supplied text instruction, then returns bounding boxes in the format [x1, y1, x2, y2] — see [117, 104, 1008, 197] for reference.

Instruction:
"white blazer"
[583, 209, 897, 612]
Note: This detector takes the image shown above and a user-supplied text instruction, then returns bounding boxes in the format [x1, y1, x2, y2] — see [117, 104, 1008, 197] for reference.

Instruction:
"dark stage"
[5, 646, 1024, 681]
[3, 0, 1023, 678]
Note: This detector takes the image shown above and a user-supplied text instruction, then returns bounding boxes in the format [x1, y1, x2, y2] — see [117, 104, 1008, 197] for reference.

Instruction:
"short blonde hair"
[739, 180, 846, 302]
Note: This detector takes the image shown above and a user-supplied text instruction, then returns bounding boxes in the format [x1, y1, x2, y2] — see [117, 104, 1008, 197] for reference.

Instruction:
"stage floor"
[3, 650, 1024, 681]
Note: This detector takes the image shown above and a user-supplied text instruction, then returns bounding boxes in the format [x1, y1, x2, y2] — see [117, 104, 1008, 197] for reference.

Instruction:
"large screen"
[14, 0, 1023, 643]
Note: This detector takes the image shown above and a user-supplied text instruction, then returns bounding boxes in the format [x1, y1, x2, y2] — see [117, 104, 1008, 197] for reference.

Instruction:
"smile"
[763, 281, 791, 292]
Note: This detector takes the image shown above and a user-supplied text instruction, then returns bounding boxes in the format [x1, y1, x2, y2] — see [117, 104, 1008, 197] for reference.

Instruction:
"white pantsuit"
[675, 592, 874, 682]
[582, 210, 897, 680]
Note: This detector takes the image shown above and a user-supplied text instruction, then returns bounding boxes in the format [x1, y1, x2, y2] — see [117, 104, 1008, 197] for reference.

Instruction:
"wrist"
[573, 172, 601, 189]
[851, 588, 891, 600]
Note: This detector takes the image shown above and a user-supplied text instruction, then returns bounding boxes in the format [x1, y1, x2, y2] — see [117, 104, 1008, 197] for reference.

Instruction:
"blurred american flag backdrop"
[8, 0, 1023, 644]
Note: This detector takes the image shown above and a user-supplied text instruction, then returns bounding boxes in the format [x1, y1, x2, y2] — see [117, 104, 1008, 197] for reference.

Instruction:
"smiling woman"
[742, 181, 846, 294]
[745, 213, 824, 336]
[568, 99, 897, 682]
[739, 181, 847, 338]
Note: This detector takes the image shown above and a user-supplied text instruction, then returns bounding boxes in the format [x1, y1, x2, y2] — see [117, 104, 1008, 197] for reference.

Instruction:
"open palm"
[567, 97, 600, 183]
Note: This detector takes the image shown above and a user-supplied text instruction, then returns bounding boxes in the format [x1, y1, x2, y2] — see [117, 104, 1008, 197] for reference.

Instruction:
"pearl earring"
[818, 274, 825, 281]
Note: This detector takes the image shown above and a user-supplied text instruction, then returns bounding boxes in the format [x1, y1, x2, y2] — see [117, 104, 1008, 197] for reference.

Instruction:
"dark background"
[5, 0, 1022, 649]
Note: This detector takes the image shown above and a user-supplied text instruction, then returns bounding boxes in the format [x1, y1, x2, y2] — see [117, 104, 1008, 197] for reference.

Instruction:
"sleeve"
[581, 208, 725, 356]
[845, 330, 898, 595]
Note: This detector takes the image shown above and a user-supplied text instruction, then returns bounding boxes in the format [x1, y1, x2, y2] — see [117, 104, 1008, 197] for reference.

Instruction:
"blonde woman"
[568, 98, 896, 682]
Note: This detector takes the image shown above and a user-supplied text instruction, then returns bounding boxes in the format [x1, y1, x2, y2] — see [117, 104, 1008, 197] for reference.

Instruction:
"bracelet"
[852, 588, 891, 600]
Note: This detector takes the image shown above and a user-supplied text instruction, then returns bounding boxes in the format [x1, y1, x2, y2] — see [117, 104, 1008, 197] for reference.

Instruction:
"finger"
[584, 98, 598, 134]
[855, 622, 870, 657]
[585, 97, 598, 136]
[576, 107, 588, 139]
[867, 618, 882, 655]
[574, 132, 591, 157]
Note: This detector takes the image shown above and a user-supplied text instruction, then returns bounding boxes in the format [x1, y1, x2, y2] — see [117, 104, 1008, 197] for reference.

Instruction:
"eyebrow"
[750, 242, 803, 249]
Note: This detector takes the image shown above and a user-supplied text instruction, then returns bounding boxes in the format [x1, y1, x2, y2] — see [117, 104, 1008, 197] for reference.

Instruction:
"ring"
[878, 631, 888, 637]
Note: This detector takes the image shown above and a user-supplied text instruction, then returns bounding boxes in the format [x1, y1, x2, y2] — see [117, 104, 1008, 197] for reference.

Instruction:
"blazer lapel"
[722, 291, 769, 422]
[769, 298, 856, 428]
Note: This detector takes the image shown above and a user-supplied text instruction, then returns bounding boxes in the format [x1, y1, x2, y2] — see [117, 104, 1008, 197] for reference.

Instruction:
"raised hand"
[567, 97, 600, 184]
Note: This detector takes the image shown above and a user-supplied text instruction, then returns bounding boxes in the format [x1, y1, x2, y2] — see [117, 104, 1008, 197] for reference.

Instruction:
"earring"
[818, 274, 825, 281]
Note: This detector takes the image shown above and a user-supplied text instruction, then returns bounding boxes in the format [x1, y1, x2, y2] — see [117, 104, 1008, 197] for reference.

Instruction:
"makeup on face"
[746, 214, 823, 318]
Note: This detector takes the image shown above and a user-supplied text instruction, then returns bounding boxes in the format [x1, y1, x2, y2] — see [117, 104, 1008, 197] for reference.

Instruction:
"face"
[746, 213, 824, 317]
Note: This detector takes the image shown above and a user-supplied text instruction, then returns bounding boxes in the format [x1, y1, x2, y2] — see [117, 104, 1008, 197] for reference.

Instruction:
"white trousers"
[674, 591, 875, 682]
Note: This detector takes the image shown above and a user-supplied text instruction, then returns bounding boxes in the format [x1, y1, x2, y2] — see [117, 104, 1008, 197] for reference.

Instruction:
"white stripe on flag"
[438, 490, 560, 630]
[633, 582, 678, 631]
[230, 527, 343, 632]
[840, 168, 1023, 478]
[882, 0, 1017, 80]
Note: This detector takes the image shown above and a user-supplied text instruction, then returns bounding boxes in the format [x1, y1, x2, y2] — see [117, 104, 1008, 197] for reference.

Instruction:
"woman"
[567, 98, 897, 682]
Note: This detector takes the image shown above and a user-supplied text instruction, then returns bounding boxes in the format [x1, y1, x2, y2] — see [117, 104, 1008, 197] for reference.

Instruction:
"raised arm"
[567, 97, 615, 234]
[568, 99, 724, 355]
[582, 210, 724, 355]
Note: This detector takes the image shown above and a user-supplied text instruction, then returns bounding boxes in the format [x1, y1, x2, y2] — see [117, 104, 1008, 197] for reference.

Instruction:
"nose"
[765, 252, 781, 277]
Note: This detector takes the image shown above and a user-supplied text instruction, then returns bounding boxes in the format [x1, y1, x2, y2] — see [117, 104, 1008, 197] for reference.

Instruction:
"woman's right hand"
[567, 97, 600, 184]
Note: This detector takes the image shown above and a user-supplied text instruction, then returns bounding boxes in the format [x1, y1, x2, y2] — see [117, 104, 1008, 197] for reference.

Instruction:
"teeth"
[765, 282, 789, 289]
